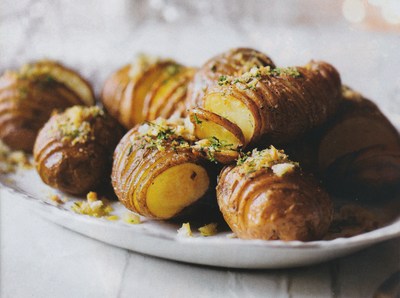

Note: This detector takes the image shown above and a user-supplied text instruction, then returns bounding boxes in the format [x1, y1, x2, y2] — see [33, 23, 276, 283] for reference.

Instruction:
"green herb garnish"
[193, 113, 202, 124]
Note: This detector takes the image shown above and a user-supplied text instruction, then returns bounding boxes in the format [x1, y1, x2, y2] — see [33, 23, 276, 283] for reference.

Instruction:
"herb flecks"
[134, 118, 195, 152]
[217, 65, 301, 91]
[193, 113, 202, 124]
[237, 146, 298, 176]
[53, 106, 104, 145]
[218, 75, 229, 86]
[194, 136, 235, 163]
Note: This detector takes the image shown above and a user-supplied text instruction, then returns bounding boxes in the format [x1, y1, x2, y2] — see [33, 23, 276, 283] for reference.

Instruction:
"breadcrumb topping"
[133, 118, 237, 163]
[132, 117, 195, 152]
[49, 194, 65, 205]
[71, 191, 113, 217]
[177, 223, 192, 237]
[52, 106, 104, 145]
[193, 136, 236, 163]
[237, 146, 298, 175]
[129, 54, 178, 80]
[218, 65, 301, 90]
[198, 223, 218, 236]
[123, 212, 141, 224]
[341, 85, 363, 101]
[0, 141, 32, 174]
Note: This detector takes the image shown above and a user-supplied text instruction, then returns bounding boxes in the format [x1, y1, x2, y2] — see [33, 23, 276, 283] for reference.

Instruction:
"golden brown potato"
[216, 147, 333, 241]
[0, 60, 95, 152]
[101, 55, 196, 129]
[188, 108, 242, 164]
[24, 60, 95, 106]
[318, 89, 400, 200]
[34, 106, 123, 195]
[186, 48, 276, 109]
[112, 118, 213, 219]
[289, 87, 400, 199]
[191, 61, 342, 148]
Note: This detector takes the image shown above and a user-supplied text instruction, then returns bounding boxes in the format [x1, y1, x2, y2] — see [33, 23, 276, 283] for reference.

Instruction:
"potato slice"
[112, 120, 213, 219]
[102, 65, 131, 120]
[147, 67, 195, 120]
[190, 108, 245, 148]
[123, 62, 175, 126]
[204, 92, 256, 145]
[146, 163, 210, 219]
[30, 60, 95, 106]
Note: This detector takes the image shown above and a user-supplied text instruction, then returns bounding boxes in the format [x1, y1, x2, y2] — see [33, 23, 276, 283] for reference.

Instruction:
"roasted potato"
[216, 147, 333, 241]
[0, 60, 95, 152]
[190, 61, 342, 148]
[34, 106, 123, 195]
[112, 118, 215, 220]
[186, 48, 276, 109]
[288, 87, 400, 199]
[285, 87, 400, 200]
[101, 55, 196, 129]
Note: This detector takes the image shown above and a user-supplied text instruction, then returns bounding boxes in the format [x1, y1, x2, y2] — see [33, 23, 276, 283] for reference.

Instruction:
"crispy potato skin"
[0, 62, 94, 152]
[217, 167, 333, 241]
[101, 60, 195, 129]
[112, 126, 211, 219]
[205, 61, 342, 146]
[186, 48, 276, 109]
[286, 89, 400, 199]
[29, 60, 95, 106]
[321, 91, 400, 198]
[34, 108, 123, 195]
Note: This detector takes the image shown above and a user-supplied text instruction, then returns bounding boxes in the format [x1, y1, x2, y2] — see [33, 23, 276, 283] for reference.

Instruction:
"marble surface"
[1, 0, 400, 297]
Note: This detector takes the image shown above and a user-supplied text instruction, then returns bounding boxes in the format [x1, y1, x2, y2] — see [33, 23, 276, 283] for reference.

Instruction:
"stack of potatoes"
[1, 48, 399, 241]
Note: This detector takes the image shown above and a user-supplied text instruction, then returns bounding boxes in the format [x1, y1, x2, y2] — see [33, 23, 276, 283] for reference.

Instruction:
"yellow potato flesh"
[204, 93, 255, 144]
[148, 72, 185, 114]
[194, 118, 242, 148]
[146, 163, 209, 219]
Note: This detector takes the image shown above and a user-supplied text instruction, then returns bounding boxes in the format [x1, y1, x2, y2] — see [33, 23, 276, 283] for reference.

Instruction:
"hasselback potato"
[186, 47, 276, 109]
[0, 60, 95, 152]
[190, 61, 342, 148]
[34, 106, 123, 195]
[102, 55, 196, 129]
[288, 87, 400, 199]
[217, 147, 333, 241]
[112, 118, 213, 219]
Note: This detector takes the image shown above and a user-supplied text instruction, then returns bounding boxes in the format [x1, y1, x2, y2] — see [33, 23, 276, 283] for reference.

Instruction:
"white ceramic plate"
[1, 164, 400, 269]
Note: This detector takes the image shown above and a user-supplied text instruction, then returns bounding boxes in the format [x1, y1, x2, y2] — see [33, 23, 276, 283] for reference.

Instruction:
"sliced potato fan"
[33, 106, 123, 195]
[102, 55, 196, 129]
[193, 61, 342, 147]
[22, 60, 95, 106]
[216, 147, 333, 241]
[112, 120, 211, 219]
[186, 48, 276, 109]
[190, 108, 245, 149]
[0, 61, 95, 152]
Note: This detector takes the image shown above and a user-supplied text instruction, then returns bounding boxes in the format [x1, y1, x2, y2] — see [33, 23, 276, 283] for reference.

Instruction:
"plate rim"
[2, 175, 399, 251]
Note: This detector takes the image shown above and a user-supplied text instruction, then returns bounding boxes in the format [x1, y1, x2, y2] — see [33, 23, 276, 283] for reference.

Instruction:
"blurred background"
[1, 0, 399, 117]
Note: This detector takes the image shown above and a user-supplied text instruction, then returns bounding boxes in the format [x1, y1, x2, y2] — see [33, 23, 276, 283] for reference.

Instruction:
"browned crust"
[111, 126, 209, 218]
[206, 60, 342, 146]
[33, 108, 123, 195]
[217, 165, 333, 241]
[0, 70, 91, 152]
[186, 48, 276, 109]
